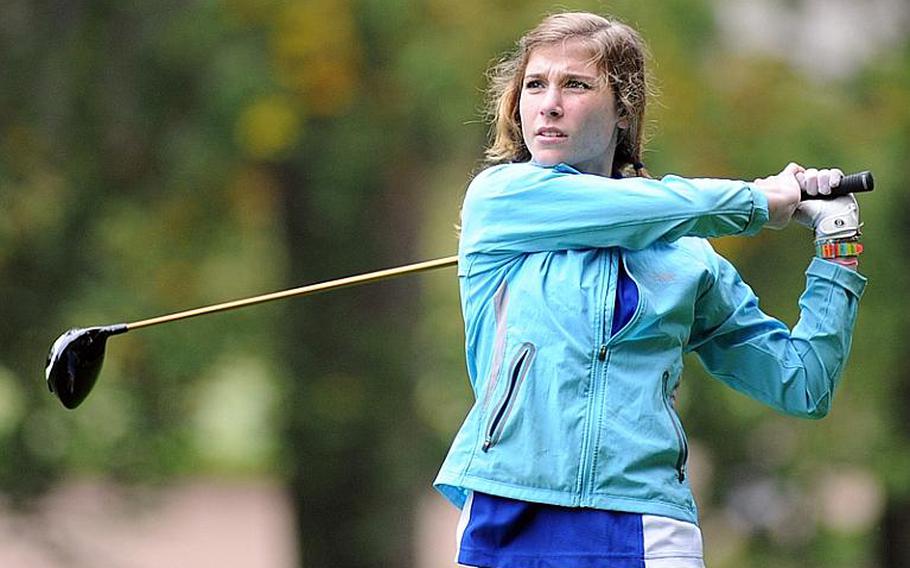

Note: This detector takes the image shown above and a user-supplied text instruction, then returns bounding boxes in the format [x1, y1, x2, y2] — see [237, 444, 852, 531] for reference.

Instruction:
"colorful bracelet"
[816, 240, 864, 259]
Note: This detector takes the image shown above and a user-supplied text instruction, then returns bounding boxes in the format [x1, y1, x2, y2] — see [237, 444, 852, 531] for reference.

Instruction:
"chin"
[530, 150, 566, 167]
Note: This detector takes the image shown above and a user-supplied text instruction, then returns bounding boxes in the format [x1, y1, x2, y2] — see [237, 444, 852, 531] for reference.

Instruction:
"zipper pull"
[598, 345, 607, 361]
[482, 438, 492, 452]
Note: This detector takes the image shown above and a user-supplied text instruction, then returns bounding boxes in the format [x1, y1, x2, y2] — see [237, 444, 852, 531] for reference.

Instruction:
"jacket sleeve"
[458, 163, 769, 260]
[687, 247, 867, 418]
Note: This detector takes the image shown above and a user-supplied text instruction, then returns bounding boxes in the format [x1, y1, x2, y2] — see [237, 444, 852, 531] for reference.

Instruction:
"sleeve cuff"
[742, 183, 770, 236]
[806, 257, 868, 298]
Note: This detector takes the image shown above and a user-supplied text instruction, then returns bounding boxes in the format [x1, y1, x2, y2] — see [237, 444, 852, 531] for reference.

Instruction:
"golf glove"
[796, 167, 843, 197]
[793, 194, 861, 242]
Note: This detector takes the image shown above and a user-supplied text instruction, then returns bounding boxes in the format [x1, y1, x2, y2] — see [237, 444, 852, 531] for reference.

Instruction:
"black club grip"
[800, 170, 874, 201]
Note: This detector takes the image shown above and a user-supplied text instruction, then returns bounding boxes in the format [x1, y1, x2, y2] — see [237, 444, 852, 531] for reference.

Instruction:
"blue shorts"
[456, 492, 705, 568]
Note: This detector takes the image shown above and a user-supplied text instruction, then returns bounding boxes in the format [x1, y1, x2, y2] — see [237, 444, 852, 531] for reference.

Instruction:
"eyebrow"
[523, 71, 599, 83]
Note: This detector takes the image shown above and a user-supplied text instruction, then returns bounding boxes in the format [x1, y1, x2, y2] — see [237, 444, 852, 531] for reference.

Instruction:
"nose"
[540, 86, 563, 118]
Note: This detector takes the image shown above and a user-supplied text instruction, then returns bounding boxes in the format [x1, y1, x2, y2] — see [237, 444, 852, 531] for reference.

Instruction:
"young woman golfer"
[434, 11, 866, 568]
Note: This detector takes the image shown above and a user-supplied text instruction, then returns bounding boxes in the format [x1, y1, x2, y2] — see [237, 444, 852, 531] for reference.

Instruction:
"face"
[519, 39, 627, 176]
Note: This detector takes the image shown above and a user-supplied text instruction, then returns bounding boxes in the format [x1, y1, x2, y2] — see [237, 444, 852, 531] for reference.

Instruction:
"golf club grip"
[800, 170, 874, 201]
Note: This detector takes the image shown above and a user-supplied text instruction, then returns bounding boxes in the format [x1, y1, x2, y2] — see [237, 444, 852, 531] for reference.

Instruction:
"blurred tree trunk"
[276, 121, 427, 567]
[880, 188, 910, 567]
[883, 497, 910, 566]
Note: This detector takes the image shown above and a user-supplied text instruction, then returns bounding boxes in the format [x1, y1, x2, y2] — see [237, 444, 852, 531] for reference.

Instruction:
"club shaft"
[126, 255, 458, 331]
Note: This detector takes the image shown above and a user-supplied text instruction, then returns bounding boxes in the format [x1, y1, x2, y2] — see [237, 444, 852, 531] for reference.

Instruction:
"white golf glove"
[796, 167, 844, 197]
[793, 194, 861, 242]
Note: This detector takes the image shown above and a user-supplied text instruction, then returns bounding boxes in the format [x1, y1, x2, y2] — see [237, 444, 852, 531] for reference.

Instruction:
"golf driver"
[46, 255, 457, 409]
[45, 170, 874, 410]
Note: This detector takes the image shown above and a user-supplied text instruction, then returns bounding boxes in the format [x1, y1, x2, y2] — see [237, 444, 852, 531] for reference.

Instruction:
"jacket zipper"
[598, 254, 616, 361]
[483, 344, 533, 452]
[576, 252, 615, 503]
[662, 370, 688, 482]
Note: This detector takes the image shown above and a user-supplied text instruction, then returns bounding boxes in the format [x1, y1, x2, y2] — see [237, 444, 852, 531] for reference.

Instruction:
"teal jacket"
[434, 162, 866, 524]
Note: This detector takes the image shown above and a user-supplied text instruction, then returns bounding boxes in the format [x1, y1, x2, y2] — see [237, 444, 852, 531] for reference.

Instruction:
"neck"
[572, 147, 617, 177]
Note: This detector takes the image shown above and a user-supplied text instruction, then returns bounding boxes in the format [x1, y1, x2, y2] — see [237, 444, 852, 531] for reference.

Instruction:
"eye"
[523, 79, 544, 90]
[565, 79, 592, 90]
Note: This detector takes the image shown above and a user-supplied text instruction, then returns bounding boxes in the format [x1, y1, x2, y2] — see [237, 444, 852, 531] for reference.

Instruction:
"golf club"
[45, 170, 874, 410]
[46, 255, 457, 409]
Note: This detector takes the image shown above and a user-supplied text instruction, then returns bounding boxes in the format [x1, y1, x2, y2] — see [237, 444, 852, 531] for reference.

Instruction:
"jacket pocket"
[482, 343, 536, 452]
[662, 370, 689, 482]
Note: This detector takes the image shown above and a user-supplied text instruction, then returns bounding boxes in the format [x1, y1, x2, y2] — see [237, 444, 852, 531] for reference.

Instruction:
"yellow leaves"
[235, 95, 302, 159]
[231, 0, 364, 157]
[270, 0, 361, 116]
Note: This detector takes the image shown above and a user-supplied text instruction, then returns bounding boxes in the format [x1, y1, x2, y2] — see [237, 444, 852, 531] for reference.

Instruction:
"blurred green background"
[1, 0, 908, 566]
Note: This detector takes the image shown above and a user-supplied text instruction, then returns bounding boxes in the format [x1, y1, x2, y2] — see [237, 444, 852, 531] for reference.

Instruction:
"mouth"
[536, 127, 567, 139]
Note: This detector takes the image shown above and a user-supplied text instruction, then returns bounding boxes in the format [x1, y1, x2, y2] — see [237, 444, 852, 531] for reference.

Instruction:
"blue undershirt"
[612, 255, 638, 335]
[458, 492, 647, 568]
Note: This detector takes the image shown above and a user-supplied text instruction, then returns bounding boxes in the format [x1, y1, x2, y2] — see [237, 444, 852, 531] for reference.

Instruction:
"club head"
[45, 324, 127, 409]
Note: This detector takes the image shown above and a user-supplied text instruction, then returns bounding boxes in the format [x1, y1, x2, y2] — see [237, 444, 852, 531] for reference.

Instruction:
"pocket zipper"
[483, 344, 534, 452]
[662, 371, 688, 482]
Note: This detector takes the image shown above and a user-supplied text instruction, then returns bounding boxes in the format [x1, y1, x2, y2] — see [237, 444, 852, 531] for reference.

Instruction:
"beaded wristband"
[816, 240, 864, 259]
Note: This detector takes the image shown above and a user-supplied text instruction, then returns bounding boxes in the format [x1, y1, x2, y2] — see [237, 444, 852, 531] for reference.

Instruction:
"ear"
[617, 117, 630, 130]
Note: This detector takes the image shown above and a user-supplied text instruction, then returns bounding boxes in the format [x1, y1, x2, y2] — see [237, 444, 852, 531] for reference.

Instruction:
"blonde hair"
[484, 12, 652, 178]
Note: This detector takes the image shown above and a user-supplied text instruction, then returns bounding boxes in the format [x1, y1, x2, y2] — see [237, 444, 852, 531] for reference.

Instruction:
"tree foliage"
[0, 1, 907, 566]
